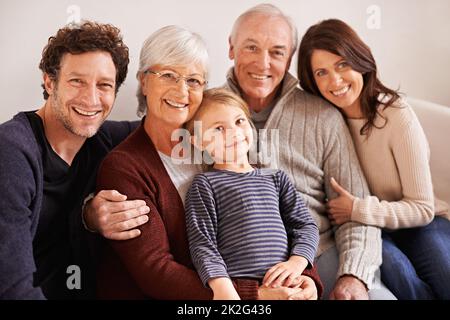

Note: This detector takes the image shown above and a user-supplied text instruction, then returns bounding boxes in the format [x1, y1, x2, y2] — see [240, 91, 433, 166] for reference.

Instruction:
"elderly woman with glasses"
[94, 25, 320, 300]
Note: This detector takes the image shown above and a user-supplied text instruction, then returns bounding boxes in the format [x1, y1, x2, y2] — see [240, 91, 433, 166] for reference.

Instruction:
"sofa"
[408, 97, 450, 206]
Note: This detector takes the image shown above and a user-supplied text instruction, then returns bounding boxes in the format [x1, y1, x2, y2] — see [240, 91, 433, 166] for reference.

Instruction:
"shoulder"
[0, 112, 36, 147]
[288, 88, 347, 131]
[96, 127, 164, 197]
[97, 120, 140, 147]
[378, 97, 419, 130]
[100, 119, 139, 133]
[258, 168, 291, 187]
[0, 113, 39, 195]
[189, 173, 214, 195]
[273, 169, 294, 185]
[292, 88, 343, 115]
[292, 89, 351, 139]
[0, 112, 40, 163]
[258, 168, 288, 182]
[192, 171, 216, 185]
[99, 125, 152, 172]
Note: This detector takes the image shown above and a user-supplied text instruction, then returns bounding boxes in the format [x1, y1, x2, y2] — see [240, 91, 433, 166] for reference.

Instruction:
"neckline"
[210, 167, 258, 176]
[27, 111, 87, 168]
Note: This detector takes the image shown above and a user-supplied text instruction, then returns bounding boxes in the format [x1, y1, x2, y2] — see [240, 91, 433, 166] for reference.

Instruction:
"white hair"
[136, 25, 209, 117]
[230, 3, 298, 56]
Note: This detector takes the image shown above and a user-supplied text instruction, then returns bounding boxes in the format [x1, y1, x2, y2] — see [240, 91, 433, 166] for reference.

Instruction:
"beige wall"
[1, 0, 449, 123]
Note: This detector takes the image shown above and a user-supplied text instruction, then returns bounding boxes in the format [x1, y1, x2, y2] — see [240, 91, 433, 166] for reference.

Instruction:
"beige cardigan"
[348, 99, 449, 230]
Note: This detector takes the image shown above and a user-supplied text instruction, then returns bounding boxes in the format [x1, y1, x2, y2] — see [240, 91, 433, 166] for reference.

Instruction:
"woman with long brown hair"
[297, 18, 450, 300]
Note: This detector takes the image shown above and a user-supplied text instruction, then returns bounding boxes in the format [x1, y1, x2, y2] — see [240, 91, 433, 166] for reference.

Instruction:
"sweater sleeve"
[323, 113, 382, 289]
[185, 175, 229, 287]
[96, 163, 212, 300]
[351, 110, 435, 229]
[0, 139, 45, 299]
[277, 171, 319, 267]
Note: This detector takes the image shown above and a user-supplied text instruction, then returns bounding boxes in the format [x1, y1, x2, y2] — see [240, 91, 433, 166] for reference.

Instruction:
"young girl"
[184, 88, 320, 300]
[297, 19, 450, 300]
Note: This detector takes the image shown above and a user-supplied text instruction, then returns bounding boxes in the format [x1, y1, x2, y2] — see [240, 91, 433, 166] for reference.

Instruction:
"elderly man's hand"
[329, 275, 369, 300]
[83, 190, 150, 240]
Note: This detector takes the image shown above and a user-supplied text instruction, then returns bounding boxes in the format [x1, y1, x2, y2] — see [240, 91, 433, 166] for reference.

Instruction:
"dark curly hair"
[39, 21, 129, 99]
[298, 19, 400, 136]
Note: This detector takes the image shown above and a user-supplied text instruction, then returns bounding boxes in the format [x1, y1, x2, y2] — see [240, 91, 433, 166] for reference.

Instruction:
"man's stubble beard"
[51, 88, 103, 139]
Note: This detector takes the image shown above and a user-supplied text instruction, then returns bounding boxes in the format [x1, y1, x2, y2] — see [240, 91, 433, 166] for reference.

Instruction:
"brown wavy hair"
[39, 21, 129, 99]
[297, 19, 400, 136]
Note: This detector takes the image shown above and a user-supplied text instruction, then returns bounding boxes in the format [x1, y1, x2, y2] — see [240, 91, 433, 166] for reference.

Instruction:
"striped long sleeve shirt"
[185, 168, 319, 287]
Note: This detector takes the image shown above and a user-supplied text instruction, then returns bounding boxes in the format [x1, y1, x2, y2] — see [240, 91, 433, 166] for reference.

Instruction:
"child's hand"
[208, 277, 241, 300]
[262, 256, 309, 288]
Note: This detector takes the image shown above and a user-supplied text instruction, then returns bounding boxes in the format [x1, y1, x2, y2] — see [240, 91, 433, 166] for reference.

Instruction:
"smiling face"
[140, 63, 205, 128]
[44, 51, 117, 138]
[229, 14, 293, 111]
[311, 49, 364, 118]
[197, 103, 253, 167]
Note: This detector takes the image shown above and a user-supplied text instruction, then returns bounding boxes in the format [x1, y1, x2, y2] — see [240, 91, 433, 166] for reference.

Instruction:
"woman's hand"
[258, 275, 318, 300]
[327, 178, 355, 225]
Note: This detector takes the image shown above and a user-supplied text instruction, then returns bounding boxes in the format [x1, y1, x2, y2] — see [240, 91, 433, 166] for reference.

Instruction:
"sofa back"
[408, 97, 450, 205]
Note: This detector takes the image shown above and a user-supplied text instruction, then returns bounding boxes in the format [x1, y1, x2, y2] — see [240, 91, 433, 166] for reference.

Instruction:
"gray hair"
[136, 25, 209, 117]
[230, 3, 298, 56]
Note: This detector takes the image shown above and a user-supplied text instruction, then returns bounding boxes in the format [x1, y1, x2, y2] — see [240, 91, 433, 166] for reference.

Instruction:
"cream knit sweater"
[226, 70, 381, 288]
[348, 99, 449, 230]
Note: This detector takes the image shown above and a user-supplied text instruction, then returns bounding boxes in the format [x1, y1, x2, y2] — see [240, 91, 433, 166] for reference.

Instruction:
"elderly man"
[0, 21, 148, 299]
[223, 4, 395, 300]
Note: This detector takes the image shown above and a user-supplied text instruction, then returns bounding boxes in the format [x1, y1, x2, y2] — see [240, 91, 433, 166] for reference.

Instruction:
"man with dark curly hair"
[0, 21, 147, 299]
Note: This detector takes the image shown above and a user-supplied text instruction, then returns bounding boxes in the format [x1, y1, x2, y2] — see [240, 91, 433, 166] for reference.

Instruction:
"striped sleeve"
[185, 174, 229, 287]
[277, 171, 319, 266]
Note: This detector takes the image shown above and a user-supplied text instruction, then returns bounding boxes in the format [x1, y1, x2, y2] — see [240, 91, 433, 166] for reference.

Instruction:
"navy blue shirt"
[0, 111, 137, 299]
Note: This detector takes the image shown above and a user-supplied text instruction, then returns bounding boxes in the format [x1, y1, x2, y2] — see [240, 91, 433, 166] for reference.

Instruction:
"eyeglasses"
[144, 69, 207, 90]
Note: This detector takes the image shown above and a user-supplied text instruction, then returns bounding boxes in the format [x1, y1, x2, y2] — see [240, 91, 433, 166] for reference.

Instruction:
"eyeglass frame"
[144, 69, 208, 90]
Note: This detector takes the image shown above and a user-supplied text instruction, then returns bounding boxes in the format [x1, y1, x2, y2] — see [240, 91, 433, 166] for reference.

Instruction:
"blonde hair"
[185, 87, 251, 134]
[185, 88, 253, 170]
